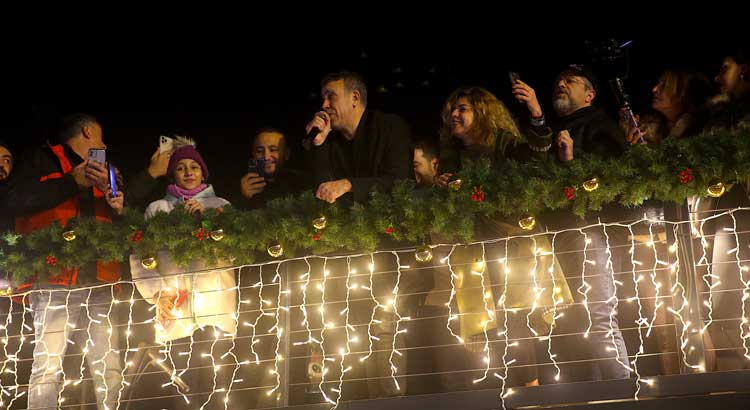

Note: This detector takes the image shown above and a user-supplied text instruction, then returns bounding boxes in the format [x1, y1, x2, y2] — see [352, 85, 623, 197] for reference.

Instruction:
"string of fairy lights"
[0, 208, 749, 409]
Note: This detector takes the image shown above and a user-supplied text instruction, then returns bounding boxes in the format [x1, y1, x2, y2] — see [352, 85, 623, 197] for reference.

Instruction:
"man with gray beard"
[550, 65, 626, 160]
[513, 65, 631, 381]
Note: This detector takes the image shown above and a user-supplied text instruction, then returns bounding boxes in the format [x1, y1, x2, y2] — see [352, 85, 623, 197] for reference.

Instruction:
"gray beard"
[552, 97, 577, 116]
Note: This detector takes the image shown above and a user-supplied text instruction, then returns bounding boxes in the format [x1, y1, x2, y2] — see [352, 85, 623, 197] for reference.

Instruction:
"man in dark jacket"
[517, 66, 631, 381]
[303, 71, 411, 399]
[237, 128, 307, 209]
[513, 65, 626, 161]
[550, 67, 626, 160]
[305, 71, 411, 204]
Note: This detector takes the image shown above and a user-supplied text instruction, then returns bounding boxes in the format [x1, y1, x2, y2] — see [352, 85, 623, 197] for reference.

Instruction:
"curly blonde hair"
[440, 86, 521, 156]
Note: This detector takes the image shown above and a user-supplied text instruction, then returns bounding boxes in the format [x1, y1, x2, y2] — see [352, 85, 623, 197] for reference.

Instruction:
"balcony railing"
[1, 204, 750, 409]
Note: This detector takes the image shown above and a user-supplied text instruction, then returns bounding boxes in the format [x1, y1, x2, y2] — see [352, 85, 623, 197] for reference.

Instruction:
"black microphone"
[305, 113, 327, 143]
[306, 126, 321, 142]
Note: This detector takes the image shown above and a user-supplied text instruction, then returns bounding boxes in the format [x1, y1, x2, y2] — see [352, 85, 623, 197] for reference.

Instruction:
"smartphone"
[248, 158, 266, 179]
[159, 135, 175, 154]
[88, 148, 106, 166]
[509, 71, 521, 85]
[108, 164, 118, 196]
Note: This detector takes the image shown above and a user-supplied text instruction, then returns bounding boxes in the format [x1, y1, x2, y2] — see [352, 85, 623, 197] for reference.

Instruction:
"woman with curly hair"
[436, 86, 549, 176]
[433, 86, 573, 388]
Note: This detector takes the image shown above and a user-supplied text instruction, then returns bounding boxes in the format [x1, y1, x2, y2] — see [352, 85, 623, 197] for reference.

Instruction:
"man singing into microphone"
[303, 71, 412, 399]
[305, 71, 411, 203]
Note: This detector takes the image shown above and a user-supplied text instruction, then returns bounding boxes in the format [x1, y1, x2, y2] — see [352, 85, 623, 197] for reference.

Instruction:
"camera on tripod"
[586, 39, 642, 141]
[585, 38, 630, 65]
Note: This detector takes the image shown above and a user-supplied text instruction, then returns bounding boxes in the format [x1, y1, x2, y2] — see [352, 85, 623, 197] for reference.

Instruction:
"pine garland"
[1, 129, 749, 284]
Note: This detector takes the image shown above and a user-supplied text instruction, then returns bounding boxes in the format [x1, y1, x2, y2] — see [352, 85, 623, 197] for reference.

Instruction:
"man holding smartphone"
[237, 128, 306, 209]
[512, 67, 631, 381]
[5, 113, 124, 410]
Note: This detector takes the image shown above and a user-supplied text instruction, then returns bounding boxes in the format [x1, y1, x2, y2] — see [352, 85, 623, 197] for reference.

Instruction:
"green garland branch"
[2, 129, 749, 283]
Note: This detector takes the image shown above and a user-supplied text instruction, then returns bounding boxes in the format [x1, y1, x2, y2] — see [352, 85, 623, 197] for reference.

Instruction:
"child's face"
[413, 148, 438, 187]
[173, 158, 203, 190]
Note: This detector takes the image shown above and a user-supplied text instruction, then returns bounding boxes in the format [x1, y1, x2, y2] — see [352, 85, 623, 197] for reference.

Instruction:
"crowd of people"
[0, 46, 749, 409]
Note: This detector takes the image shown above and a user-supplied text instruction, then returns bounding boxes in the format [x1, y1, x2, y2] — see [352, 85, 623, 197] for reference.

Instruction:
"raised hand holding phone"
[240, 159, 267, 200]
[86, 148, 109, 192]
[510, 72, 544, 118]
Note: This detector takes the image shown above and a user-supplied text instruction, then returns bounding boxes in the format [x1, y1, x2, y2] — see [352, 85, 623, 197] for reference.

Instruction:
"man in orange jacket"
[7, 113, 125, 410]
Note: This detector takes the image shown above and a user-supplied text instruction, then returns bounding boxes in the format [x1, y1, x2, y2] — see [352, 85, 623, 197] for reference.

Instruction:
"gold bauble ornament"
[518, 214, 536, 231]
[141, 257, 158, 270]
[706, 182, 726, 198]
[210, 229, 225, 241]
[62, 230, 77, 242]
[415, 245, 433, 263]
[448, 179, 463, 191]
[268, 243, 284, 258]
[312, 215, 328, 230]
[582, 177, 600, 192]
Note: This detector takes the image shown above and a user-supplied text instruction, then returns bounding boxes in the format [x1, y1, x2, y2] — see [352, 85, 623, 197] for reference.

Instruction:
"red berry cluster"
[46, 255, 58, 266]
[312, 232, 321, 241]
[194, 228, 209, 241]
[564, 187, 576, 200]
[471, 186, 485, 202]
[678, 168, 694, 184]
[130, 230, 143, 243]
[384, 226, 396, 235]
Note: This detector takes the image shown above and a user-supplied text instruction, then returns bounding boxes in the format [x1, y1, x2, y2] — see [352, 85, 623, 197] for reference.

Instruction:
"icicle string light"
[0, 209, 747, 408]
[387, 252, 404, 391]
[471, 244, 492, 384]
[728, 212, 750, 361]
[525, 237, 541, 339]
[224, 267, 244, 410]
[444, 245, 464, 345]
[547, 232, 562, 382]
[698, 216, 715, 335]
[627, 223, 647, 400]
[115, 285, 136, 409]
[602, 224, 633, 374]
[267, 263, 284, 399]
[361, 254, 378, 363]
[317, 258, 335, 406]
[578, 230, 593, 338]
[497, 239, 511, 410]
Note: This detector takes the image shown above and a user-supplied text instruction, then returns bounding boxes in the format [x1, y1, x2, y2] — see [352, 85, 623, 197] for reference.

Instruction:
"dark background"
[0, 32, 742, 199]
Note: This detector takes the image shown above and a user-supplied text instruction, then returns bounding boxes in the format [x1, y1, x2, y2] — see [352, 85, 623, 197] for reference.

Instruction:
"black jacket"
[707, 94, 750, 132]
[235, 167, 309, 210]
[440, 124, 554, 173]
[546, 106, 630, 228]
[0, 181, 12, 233]
[5, 144, 97, 218]
[123, 169, 164, 211]
[551, 106, 627, 158]
[309, 109, 412, 203]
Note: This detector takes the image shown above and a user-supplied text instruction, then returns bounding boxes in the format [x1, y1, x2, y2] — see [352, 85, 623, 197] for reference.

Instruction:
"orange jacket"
[14, 144, 120, 291]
